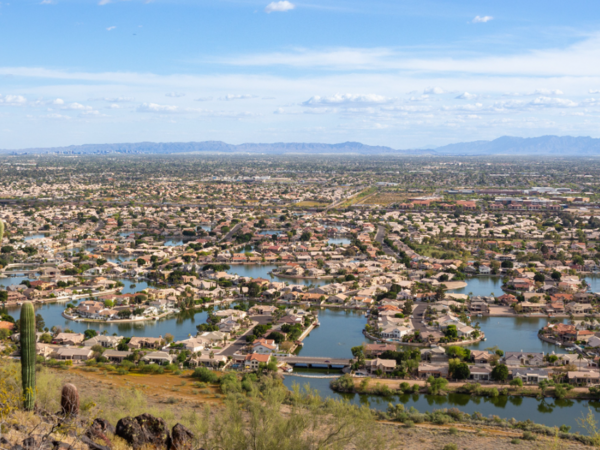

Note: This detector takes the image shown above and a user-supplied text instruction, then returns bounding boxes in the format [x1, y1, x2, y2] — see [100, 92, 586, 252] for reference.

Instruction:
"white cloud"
[0, 94, 27, 105]
[455, 92, 477, 100]
[494, 96, 578, 110]
[265, 1, 295, 13]
[108, 104, 120, 109]
[212, 34, 600, 77]
[472, 15, 493, 23]
[62, 102, 93, 111]
[528, 89, 563, 95]
[80, 110, 103, 116]
[98, 0, 111, 5]
[589, 89, 600, 94]
[52, 98, 64, 105]
[423, 87, 445, 95]
[166, 92, 185, 97]
[106, 26, 116, 31]
[96, 96, 134, 102]
[41, 113, 71, 120]
[137, 103, 179, 113]
[40, 0, 54, 4]
[194, 97, 214, 102]
[302, 93, 392, 107]
[221, 94, 256, 100]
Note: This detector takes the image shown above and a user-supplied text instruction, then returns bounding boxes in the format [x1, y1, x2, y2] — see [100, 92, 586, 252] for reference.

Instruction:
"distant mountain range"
[4, 135, 600, 156]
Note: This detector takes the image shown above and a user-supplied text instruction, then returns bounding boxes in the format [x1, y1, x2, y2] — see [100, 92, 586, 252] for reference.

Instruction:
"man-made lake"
[282, 376, 598, 434]
[466, 316, 567, 354]
[297, 308, 370, 358]
[226, 264, 329, 287]
[449, 276, 504, 297]
[6, 300, 208, 341]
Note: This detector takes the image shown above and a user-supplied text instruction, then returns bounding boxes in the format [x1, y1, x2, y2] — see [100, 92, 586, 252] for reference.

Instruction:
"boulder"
[115, 414, 171, 450]
[168, 424, 195, 450]
[86, 418, 115, 445]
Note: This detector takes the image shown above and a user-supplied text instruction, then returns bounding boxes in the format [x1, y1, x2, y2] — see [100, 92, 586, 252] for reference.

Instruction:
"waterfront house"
[363, 343, 397, 357]
[252, 338, 279, 354]
[503, 351, 545, 367]
[511, 368, 550, 384]
[567, 371, 600, 386]
[469, 365, 493, 381]
[244, 353, 271, 370]
[418, 363, 449, 378]
[366, 358, 396, 374]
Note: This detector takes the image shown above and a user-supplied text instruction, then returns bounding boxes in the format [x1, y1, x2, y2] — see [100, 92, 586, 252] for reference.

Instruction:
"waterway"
[449, 276, 504, 297]
[4, 272, 595, 431]
[225, 264, 329, 287]
[296, 308, 371, 358]
[281, 376, 598, 434]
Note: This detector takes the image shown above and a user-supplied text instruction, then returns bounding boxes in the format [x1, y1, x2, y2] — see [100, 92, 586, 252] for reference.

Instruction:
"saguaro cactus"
[20, 301, 36, 411]
[0, 219, 4, 244]
[61, 383, 80, 417]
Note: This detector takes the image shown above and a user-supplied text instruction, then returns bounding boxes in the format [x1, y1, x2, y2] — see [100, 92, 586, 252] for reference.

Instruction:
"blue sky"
[2, 0, 600, 149]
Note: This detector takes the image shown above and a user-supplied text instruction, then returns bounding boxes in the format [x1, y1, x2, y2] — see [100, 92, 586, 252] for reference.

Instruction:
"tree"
[402, 299, 413, 316]
[35, 314, 45, 332]
[452, 362, 470, 380]
[551, 271, 562, 281]
[266, 331, 285, 344]
[491, 364, 509, 383]
[84, 329, 98, 340]
[427, 376, 448, 395]
[533, 273, 545, 283]
[444, 325, 458, 340]
[164, 333, 174, 345]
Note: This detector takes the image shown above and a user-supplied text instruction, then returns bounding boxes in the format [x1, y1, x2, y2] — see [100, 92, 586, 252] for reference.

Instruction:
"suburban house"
[367, 358, 396, 374]
[54, 347, 93, 361]
[244, 353, 271, 370]
[141, 351, 174, 365]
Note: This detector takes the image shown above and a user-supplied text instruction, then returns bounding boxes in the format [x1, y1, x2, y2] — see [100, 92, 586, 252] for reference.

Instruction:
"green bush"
[193, 367, 220, 383]
[443, 444, 457, 450]
[522, 431, 536, 441]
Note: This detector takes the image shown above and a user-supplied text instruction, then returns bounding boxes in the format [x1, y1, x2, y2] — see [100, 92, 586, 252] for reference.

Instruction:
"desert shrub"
[193, 367, 220, 383]
[522, 431, 536, 441]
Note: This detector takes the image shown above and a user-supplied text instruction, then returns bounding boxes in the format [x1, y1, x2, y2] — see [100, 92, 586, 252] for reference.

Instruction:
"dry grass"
[358, 192, 410, 206]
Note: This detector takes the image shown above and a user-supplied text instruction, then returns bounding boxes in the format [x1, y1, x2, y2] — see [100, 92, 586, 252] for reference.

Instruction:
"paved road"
[410, 303, 442, 340]
[219, 315, 272, 356]
[220, 223, 242, 243]
[376, 225, 399, 258]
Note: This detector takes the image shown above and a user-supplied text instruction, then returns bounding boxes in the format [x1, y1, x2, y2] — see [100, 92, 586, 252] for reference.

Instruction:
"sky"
[2, 0, 600, 149]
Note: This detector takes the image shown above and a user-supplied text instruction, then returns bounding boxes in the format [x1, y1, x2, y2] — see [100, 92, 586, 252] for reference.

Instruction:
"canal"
[281, 376, 599, 434]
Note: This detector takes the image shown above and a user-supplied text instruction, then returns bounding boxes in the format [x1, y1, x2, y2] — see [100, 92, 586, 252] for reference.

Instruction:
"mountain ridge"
[3, 135, 600, 156]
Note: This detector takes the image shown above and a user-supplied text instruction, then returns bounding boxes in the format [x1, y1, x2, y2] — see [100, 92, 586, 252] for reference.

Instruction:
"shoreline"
[330, 376, 599, 401]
